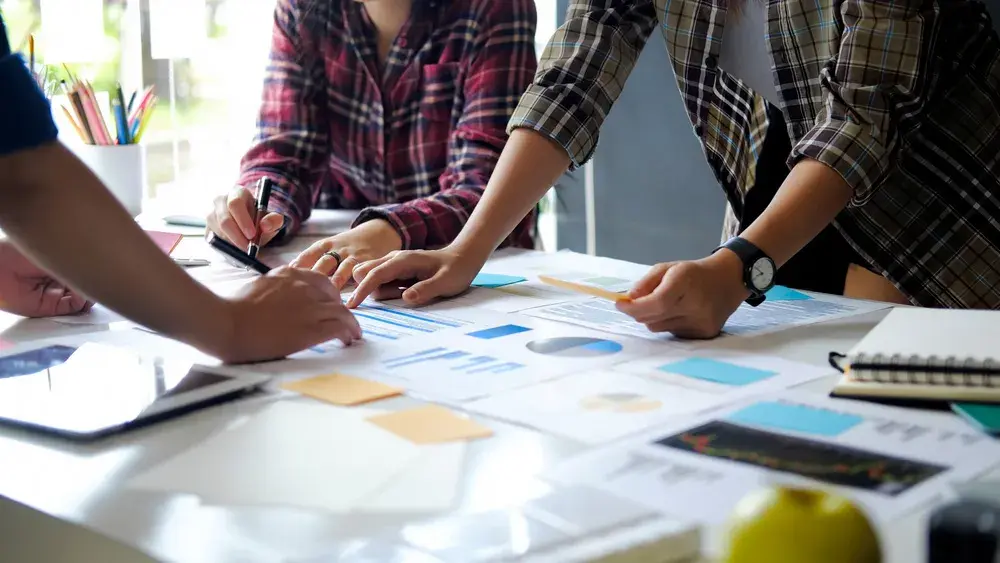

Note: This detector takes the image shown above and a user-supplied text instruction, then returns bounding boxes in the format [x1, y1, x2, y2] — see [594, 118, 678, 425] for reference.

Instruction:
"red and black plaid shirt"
[237, 0, 538, 249]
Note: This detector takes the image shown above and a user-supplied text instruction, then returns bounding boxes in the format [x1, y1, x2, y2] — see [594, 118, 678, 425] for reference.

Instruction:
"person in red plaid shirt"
[206, 0, 538, 289]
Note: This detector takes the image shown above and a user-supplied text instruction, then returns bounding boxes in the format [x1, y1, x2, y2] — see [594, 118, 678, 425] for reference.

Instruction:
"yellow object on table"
[721, 486, 882, 563]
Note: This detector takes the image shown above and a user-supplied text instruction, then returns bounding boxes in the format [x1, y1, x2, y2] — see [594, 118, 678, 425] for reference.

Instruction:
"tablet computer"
[0, 341, 268, 440]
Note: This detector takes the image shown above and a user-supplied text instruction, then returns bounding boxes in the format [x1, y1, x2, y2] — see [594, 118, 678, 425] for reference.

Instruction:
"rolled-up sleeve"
[789, 0, 932, 204]
[507, 0, 657, 167]
[236, 0, 330, 238]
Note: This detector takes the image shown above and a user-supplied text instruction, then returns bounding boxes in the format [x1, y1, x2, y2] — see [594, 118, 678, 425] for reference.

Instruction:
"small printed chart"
[465, 370, 723, 444]
[579, 393, 663, 414]
[613, 352, 832, 400]
[525, 337, 624, 358]
[370, 317, 658, 403]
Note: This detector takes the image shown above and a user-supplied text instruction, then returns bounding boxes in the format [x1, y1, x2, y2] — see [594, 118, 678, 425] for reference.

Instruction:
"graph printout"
[545, 391, 1000, 524]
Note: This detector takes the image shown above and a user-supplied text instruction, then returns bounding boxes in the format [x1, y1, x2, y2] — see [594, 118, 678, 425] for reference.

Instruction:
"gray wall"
[554, 0, 725, 263]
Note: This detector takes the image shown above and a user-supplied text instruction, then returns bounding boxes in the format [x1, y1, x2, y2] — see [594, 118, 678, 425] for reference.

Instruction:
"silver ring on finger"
[323, 250, 343, 268]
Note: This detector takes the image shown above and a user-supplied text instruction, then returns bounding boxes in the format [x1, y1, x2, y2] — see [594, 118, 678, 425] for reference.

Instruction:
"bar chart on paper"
[351, 303, 472, 341]
[382, 347, 525, 376]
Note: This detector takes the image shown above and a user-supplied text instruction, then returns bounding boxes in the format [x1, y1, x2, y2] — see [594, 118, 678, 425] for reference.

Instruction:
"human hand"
[290, 219, 403, 289]
[346, 247, 482, 308]
[615, 250, 750, 339]
[0, 241, 92, 318]
[206, 185, 286, 250]
[219, 266, 362, 364]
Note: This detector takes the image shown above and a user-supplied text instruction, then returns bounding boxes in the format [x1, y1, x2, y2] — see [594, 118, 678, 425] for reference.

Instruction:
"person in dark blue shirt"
[0, 14, 361, 363]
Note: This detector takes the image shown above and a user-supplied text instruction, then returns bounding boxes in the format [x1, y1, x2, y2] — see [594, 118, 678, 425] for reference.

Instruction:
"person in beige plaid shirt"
[350, 0, 1000, 340]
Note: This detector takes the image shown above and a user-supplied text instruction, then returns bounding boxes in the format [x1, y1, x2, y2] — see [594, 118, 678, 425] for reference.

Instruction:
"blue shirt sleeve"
[0, 13, 59, 156]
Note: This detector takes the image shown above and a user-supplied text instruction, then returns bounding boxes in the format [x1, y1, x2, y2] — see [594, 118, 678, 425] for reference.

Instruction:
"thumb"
[261, 212, 285, 233]
[401, 273, 451, 306]
[259, 213, 286, 246]
[629, 263, 671, 299]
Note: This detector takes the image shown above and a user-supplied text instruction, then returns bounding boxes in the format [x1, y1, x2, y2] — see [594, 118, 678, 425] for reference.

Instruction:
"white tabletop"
[0, 240, 986, 563]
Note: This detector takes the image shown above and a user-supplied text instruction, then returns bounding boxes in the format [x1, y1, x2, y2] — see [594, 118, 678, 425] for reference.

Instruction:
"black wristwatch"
[713, 237, 776, 307]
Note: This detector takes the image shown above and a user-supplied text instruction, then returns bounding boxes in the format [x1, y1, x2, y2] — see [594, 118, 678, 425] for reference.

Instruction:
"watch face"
[749, 257, 776, 291]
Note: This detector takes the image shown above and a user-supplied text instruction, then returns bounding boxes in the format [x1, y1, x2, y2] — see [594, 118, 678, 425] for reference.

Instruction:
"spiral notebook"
[831, 308, 1000, 404]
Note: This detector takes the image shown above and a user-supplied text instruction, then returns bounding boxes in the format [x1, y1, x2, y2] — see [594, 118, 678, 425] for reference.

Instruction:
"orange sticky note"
[146, 230, 183, 255]
[281, 373, 403, 406]
[367, 405, 493, 444]
[538, 275, 632, 303]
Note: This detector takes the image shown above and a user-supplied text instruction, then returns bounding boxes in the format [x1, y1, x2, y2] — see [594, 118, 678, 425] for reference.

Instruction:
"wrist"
[705, 248, 753, 300]
[179, 292, 241, 361]
[358, 219, 403, 254]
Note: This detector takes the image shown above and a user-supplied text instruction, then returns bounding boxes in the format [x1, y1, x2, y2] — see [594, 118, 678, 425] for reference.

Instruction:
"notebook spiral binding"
[848, 353, 1000, 387]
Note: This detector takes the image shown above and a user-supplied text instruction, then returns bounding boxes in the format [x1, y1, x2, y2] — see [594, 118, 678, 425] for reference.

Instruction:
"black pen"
[247, 178, 273, 259]
[208, 233, 272, 275]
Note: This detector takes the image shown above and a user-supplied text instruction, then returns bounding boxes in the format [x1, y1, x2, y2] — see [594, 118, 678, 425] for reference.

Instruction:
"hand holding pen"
[205, 181, 286, 252]
[247, 178, 273, 258]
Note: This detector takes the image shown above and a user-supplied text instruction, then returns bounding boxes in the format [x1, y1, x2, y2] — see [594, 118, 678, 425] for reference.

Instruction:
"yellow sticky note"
[538, 275, 632, 303]
[367, 405, 494, 444]
[281, 373, 403, 406]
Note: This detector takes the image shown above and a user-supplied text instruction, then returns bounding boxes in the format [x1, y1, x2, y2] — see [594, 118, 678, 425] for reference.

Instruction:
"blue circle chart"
[525, 337, 623, 358]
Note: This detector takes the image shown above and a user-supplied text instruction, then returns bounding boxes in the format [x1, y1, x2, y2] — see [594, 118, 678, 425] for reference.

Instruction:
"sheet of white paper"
[40, 0, 105, 63]
[465, 371, 722, 445]
[467, 354, 831, 445]
[366, 316, 662, 402]
[51, 304, 128, 326]
[149, 0, 207, 60]
[526, 295, 890, 343]
[453, 250, 648, 313]
[297, 209, 361, 236]
[357, 444, 466, 513]
[546, 390, 1000, 525]
[129, 401, 422, 512]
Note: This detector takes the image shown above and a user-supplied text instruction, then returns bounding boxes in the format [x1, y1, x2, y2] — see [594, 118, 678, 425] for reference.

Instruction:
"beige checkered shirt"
[509, 0, 1000, 308]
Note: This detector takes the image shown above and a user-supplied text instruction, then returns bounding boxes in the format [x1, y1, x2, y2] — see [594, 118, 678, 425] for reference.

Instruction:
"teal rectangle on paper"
[658, 357, 777, 386]
[471, 273, 527, 288]
[765, 286, 811, 301]
[728, 401, 864, 437]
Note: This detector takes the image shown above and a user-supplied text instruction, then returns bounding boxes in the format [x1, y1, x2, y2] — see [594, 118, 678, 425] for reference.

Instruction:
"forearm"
[451, 129, 570, 260]
[739, 159, 853, 267]
[0, 143, 233, 353]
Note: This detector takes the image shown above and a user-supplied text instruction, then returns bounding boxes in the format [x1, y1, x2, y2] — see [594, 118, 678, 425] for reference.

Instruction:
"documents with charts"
[467, 354, 832, 444]
[367, 317, 661, 402]
[613, 352, 833, 399]
[545, 391, 1000, 525]
[525, 294, 890, 342]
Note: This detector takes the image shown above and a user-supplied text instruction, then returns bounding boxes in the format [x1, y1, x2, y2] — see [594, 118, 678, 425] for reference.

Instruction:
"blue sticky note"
[467, 324, 532, 340]
[471, 273, 527, 289]
[728, 401, 863, 437]
[765, 286, 811, 301]
[658, 357, 777, 386]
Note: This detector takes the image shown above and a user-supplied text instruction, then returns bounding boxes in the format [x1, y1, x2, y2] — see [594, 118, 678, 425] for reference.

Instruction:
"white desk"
[0, 241, 989, 562]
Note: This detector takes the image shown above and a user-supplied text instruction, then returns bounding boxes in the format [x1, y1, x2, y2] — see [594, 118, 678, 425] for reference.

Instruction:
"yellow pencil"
[133, 103, 156, 144]
[60, 105, 87, 143]
[538, 275, 633, 303]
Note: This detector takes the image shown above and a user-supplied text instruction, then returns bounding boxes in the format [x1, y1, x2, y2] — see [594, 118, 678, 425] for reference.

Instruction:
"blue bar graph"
[467, 324, 532, 340]
[381, 347, 525, 376]
[384, 350, 469, 369]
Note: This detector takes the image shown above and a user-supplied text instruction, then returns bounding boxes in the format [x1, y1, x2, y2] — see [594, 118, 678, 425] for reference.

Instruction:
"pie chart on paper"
[525, 337, 624, 358]
[579, 393, 663, 413]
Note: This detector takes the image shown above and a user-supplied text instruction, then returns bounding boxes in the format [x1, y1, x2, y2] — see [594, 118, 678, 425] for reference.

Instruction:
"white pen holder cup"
[71, 144, 148, 217]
